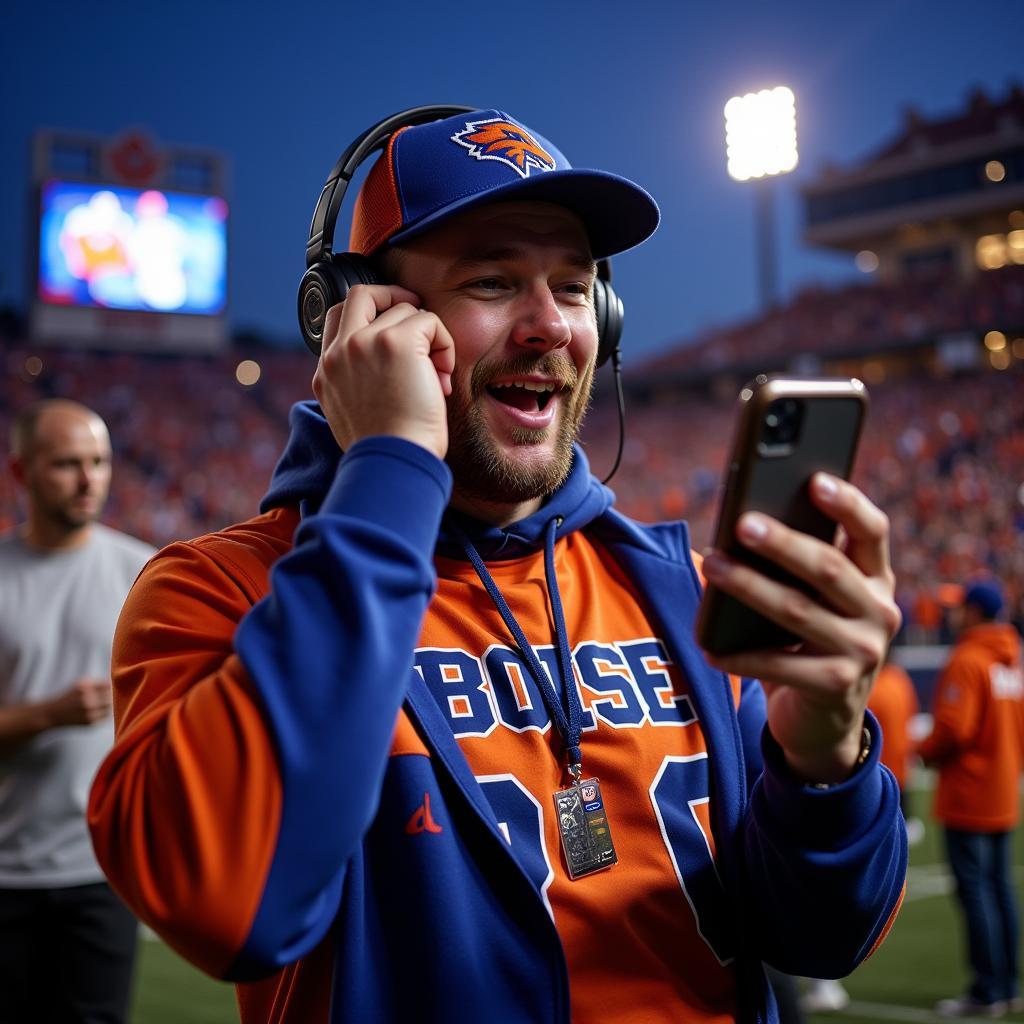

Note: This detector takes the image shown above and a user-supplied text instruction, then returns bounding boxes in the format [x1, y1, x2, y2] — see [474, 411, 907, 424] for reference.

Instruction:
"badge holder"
[553, 762, 618, 880]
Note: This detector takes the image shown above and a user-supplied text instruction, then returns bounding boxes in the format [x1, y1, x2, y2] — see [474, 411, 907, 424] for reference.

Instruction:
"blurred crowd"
[583, 365, 1024, 643]
[2, 266, 1023, 644]
[0, 345, 311, 546]
[641, 264, 1024, 376]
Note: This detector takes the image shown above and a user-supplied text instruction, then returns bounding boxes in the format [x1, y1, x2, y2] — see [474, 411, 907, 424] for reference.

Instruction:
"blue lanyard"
[454, 516, 584, 774]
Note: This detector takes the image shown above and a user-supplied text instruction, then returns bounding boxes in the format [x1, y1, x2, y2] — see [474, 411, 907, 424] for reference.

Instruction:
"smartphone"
[695, 375, 869, 657]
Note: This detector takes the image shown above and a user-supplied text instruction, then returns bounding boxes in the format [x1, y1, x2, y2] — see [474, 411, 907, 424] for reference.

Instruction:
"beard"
[445, 351, 595, 505]
[54, 505, 99, 528]
[35, 483, 107, 532]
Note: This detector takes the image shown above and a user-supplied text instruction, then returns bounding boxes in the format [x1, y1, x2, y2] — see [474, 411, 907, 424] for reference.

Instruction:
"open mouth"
[486, 380, 560, 414]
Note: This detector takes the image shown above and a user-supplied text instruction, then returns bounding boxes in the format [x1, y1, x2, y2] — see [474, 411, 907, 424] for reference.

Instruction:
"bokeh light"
[985, 160, 1006, 182]
[855, 250, 880, 273]
[235, 359, 261, 386]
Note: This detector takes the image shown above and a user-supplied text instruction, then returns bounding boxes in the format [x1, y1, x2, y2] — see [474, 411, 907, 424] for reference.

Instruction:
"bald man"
[0, 400, 155, 1023]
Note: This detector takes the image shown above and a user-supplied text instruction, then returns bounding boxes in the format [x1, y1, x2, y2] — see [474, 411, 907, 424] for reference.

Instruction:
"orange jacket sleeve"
[917, 647, 982, 765]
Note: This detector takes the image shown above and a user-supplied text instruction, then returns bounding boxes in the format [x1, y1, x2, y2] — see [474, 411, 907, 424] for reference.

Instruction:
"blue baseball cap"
[348, 109, 660, 260]
[964, 580, 1004, 619]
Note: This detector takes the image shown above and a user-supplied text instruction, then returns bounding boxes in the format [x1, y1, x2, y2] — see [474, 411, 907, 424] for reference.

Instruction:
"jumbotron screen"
[37, 180, 228, 316]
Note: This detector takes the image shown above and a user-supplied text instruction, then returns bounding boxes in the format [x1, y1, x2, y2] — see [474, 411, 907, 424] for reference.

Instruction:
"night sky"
[2, 0, 1021, 362]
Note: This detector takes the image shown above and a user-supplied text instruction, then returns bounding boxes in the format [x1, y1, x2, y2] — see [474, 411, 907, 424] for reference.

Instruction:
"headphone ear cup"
[297, 253, 378, 355]
[594, 277, 624, 368]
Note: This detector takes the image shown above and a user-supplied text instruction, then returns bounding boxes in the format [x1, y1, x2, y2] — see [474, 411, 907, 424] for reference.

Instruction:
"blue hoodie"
[98, 400, 908, 1024]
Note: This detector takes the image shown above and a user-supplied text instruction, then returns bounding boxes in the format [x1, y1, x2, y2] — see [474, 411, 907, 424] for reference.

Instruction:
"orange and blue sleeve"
[88, 437, 452, 980]
[88, 540, 284, 978]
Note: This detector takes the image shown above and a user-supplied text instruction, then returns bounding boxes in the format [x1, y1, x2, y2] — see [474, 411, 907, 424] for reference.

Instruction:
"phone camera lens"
[762, 398, 803, 446]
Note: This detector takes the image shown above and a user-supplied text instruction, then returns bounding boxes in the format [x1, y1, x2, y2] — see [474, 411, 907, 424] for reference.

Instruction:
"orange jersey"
[419, 532, 740, 1024]
[918, 623, 1024, 831]
[868, 663, 919, 789]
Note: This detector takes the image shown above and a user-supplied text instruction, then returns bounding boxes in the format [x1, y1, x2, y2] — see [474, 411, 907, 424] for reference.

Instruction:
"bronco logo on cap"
[451, 117, 557, 179]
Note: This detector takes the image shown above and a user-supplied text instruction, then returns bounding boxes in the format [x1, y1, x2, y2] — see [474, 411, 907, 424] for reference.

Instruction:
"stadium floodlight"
[724, 86, 799, 310]
[725, 86, 799, 182]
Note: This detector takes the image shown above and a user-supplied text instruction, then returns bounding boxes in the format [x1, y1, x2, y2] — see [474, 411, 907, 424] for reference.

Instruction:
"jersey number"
[478, 754, 734, 964]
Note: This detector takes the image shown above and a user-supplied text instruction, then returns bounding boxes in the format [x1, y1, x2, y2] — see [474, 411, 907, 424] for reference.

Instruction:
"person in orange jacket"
[918, 579, 1024, 1018]
[870, 658, 923, 842]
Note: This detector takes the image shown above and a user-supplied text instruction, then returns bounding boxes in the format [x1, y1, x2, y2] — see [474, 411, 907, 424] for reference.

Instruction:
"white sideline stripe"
[904, 864, 1024, 902]
[846, 999, 1004, 1024]
[905, 862, 954, 901]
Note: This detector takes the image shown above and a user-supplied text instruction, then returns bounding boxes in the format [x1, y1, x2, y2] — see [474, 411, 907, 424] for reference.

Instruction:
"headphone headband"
[306, 104, 475, 269]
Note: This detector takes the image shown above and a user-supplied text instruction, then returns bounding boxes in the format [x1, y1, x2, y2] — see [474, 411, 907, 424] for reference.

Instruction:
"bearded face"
[378, 201, 601, 518]
[445, 349, 595, 504]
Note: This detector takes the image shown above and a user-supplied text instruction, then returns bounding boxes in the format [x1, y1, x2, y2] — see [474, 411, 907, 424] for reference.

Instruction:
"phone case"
[695, 375, 869, 656]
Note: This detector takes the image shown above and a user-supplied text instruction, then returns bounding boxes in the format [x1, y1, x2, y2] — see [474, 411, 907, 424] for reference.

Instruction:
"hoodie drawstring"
[454, 516, 584, 774]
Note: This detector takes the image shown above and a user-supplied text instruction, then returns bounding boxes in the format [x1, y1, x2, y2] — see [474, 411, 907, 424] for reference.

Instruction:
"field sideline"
[129, 782, 1024, 1023]
[809, 787, 1024, 1024]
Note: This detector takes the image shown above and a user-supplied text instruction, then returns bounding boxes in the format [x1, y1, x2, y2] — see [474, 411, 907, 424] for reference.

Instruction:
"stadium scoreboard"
[30, 128, 230, 353]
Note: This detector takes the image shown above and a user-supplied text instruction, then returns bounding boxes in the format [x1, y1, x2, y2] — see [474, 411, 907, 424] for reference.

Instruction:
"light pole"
[724, 86, 799, 312]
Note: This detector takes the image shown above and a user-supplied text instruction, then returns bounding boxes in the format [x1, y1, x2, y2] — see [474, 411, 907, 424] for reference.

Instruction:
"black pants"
[0, 882, 138, 1023]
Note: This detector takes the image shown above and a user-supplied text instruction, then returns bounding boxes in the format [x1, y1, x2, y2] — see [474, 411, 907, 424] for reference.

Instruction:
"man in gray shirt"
[0, 399, 155, 1023]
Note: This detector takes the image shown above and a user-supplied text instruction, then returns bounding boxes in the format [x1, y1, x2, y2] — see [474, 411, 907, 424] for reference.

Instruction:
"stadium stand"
[583, 356, 1024, 645]
[589, 82, 1024, 647]
[632, 264, 1024, 381]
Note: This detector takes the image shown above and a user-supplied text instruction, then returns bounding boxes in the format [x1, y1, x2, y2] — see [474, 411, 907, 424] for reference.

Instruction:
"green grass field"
[129, 782, 1023, 1023]
[131, 938, 236, 1022]
[807, 786, 1024, 1024]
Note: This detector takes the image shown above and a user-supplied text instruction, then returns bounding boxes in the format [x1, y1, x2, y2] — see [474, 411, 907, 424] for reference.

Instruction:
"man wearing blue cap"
[89, 108, 906, 1023]
[920, 578, 1024, 1018]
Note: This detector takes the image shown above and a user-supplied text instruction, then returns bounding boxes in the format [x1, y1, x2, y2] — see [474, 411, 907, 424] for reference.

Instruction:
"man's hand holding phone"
[695, 377, 901, 785]
[312, 284, 455, 459]
[701, 472, 901, 784]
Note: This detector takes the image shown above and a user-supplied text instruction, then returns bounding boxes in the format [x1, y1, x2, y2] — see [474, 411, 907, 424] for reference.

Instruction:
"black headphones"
[297, 105, 625, 368]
